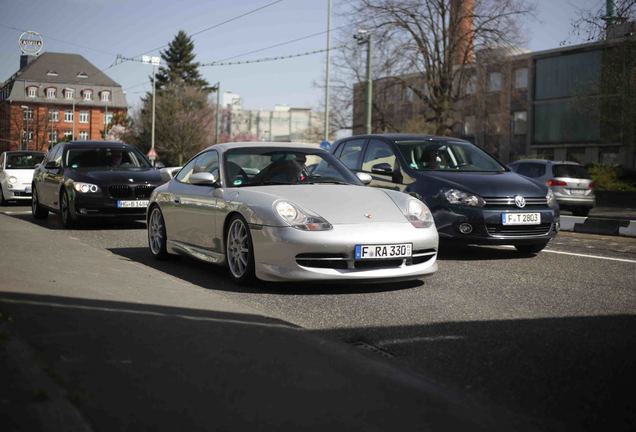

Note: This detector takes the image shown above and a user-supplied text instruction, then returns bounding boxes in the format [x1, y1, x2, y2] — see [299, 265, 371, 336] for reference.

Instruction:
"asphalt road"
[1, 202, 635, 431]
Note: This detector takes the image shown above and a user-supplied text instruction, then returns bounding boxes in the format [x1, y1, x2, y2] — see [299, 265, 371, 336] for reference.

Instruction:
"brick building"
[0, 52, 127, 152]
[353, 30, 636, 169]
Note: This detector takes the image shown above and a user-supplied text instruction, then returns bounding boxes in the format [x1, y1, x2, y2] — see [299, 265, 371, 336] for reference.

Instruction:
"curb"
[0, 321, 94, 432]
[560, 216, 636, 237]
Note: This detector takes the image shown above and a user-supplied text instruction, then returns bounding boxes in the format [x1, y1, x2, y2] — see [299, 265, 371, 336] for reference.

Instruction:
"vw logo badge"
[364, 213, 372, 219]
[514, 195, 526, 208]
[128, 178, 134, 183]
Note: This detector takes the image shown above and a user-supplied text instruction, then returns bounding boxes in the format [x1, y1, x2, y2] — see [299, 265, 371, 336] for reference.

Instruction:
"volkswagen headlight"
[8, 176, 17, 184]
[405, 198, 434, 228]
[546, 188, 557, 207]
[274, 200, 332, 231]
[442, 189, 485, 207]
[73, 182, 100, 193]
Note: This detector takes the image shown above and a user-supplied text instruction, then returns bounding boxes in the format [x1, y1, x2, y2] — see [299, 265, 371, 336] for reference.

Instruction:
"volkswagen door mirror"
[190, 172, 218, 186]
[371, 162, 392, 174]
[356, 172, 372, 185]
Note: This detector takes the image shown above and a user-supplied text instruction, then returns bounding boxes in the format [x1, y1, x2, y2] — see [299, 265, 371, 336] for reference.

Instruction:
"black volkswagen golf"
[332, 134, 559, 253]
[32, 141, 163, 227]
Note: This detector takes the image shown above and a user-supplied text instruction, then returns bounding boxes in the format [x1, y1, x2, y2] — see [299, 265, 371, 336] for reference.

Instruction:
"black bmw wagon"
[332, 134, 560, 253]
[32, 141, 164, 227]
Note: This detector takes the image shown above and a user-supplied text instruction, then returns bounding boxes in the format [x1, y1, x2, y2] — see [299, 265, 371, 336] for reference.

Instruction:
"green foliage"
[155, 31, 210, 91]
[588, 164, 636, 191]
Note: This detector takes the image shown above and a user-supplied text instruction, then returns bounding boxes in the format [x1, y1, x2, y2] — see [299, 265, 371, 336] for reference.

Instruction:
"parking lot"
[1, 201, 635, 430]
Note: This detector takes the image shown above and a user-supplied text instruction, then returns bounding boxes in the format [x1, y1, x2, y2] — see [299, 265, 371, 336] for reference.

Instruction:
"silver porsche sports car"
[147, 142, 438, 283]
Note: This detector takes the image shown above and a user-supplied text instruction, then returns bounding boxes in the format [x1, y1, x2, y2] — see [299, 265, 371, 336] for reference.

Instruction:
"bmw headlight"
[8, 176, 17, 184]
[73, 182, 100, 193]
[442, 189, 485, 207]
[274, 200, 332, 231]
[405, 198, 434, 228]
[546, 188, 557, 207]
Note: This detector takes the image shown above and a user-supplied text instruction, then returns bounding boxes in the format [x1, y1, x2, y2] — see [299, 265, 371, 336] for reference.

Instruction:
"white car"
[0, 151, 46, 204]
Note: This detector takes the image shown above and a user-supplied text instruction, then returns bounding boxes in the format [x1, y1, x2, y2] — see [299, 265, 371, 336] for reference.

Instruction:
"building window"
[46, 71, 58, 77]
[514, 68, 528, 89]
[64, 110, 74, 123]
[104, 112, 113, 125]
[49, 110, 59, 122]
[27, 86, 37, 98]
[46, 88, 56, 99]
[513, 111, 527, 135]
[101, 91, 110, 102]
[488, 72, 502, 92]
[79, 131, 89, 140]
[65, 89, 74, 100]
[79, 111, 89, 123]
[465, 75, 477, 95]
[464, 115, 476, 136]
[63, 130, 73, 140]
[48, 130, 58, 143]
[598, 147, 619, 166]
[23, 108, 34, 120]
[22, 130, 34, 141]
[83, 90, 92, 101]
[77, 72, 88, 79]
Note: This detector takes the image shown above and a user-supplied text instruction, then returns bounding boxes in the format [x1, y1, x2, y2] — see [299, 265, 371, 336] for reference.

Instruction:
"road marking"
[377, 335, 464, 347]
[543, 249, 636, 264]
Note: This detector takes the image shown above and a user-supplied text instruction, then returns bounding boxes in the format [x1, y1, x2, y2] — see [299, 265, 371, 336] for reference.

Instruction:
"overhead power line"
[201, 45, 344, 67]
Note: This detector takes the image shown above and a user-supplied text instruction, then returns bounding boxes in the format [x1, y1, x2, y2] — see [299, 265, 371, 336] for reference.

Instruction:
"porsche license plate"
[117, 200, 149, 208]
[501, 212, 541, 225]
[355, 243, 412, 260]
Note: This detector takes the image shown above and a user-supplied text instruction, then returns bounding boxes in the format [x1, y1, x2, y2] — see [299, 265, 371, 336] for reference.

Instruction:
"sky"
[0, 0, 600, 112]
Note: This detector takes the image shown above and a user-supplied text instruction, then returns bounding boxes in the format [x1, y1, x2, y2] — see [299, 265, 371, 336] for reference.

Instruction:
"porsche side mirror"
[371, 162, 392, 174]
[356, 172, 372, 185]
[190, 172, 218, 186]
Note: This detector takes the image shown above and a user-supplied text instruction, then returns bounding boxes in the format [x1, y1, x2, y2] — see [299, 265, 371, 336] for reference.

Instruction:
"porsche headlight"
[8, 176, 17, 184]
[442, 189, 485, 207]
[73, 182, 100, 193]
[546, 188, 557, 207]
[405, 198, 434, 228]
[274, 200, 332, 231]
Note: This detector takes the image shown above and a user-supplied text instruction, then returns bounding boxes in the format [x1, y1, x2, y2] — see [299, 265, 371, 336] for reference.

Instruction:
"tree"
[570, 0, 635, 42]
[334, 0, 532, 135]
[155, 31, 210, 90]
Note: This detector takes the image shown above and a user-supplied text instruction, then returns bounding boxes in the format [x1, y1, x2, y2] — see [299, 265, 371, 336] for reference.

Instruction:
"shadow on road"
[108, 246, 424, 295]
[314, 314, 636, 432]
[6, 212, 146, 231]
[0, 292, 513, 432]
[438, 244, 537, 261]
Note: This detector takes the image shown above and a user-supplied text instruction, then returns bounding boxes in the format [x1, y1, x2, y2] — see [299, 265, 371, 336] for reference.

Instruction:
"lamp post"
[323, 0, 332, 142]
[354, 29, 372, 134]
[142, 56, 161, 165]
[20, 105, 30, 150]
[215, 82, 221, 144]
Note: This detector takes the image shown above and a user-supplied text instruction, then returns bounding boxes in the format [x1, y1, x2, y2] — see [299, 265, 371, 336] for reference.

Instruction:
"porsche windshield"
[224, 148, 359, 187]
[65, 147, 151, 170]
[395, 140, 506, 172]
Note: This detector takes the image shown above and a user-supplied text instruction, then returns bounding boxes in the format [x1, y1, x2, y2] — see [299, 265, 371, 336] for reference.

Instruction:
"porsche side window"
[177, 151, 219, 184]
[175, 158, 198, 183]
[339, 139, 364, 170]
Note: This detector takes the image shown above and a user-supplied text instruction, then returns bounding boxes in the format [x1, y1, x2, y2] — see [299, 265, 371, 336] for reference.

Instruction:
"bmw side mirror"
[371, 162, 392, 174]
[190, 172, 218, 186]
[356, 172, 372, 185]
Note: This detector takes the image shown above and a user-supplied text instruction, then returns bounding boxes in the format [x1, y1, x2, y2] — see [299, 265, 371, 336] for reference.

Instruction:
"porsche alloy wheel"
[225, 215, 255, 284]
[148, 206, 168, 259]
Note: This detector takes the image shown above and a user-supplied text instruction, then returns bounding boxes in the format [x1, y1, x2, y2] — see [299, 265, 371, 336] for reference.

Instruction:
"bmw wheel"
[148, 206, 168, 260]
[225, 214, 255, 284]
[59, 190, 77, 228]
[31, 184, 48, 219]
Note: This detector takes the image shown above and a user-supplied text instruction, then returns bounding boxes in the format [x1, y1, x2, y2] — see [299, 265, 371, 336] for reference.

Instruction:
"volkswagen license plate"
[355, 243, 412, 260]
[501, 212, 541, 225]
[117, 200, 149, 208]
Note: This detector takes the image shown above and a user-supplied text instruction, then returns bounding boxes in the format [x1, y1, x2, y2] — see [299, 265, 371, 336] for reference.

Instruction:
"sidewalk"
[0, 213, 531, 431]
[560, 207, 636, 237]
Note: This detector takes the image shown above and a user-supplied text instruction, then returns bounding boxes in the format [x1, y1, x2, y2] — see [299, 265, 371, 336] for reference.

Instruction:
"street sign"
[19, 31, 43, 55]
[147, 147, 158, 161]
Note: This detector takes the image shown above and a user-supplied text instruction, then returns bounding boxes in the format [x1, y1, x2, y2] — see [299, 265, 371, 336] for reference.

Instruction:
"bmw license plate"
[117, 200, 149, 208]
[501, 213, 541, 225]
[355, 243, 412, 260]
